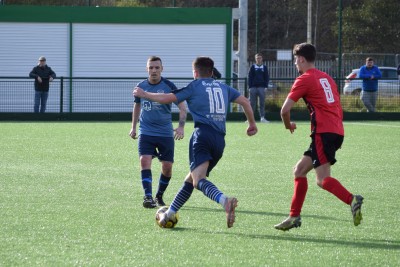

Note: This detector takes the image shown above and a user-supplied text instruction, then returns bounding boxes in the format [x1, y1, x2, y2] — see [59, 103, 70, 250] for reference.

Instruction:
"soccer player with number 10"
[274, 43, 364, 231]
[134, 56, 257, 228]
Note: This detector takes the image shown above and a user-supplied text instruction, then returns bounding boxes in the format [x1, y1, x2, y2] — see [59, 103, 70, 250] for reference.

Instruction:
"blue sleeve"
[359, 66, 369, 79]
[174, 86, 192, 103]
[162, 78, 180, 105]
[162, 78, 178, 92]
[134, 81, 143, 103]
[229, 86, 241, 102]
[374, 66, 382, 79]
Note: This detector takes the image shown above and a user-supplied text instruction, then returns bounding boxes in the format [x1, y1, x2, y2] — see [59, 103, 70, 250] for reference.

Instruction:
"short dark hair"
[148, 56, 162, 65]
[293, 43, 316, 62]
[366, 57, 374, 62]
[193, 57, 214, 77]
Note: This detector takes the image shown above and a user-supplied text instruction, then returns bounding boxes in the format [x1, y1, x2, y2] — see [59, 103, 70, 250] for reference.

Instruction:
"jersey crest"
[142, 100, 152, 111]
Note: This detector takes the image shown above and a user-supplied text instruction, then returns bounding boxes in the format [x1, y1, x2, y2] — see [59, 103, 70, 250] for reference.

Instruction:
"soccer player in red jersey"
[274, 43, 364, 231]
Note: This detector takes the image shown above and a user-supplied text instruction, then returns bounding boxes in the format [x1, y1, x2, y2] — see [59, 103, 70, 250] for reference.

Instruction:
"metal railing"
[0, 77, 247, 113]
[1, 76, 399, 113]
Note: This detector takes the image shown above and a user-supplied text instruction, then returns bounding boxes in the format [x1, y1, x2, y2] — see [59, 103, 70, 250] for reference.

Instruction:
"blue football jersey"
[174, 78, 240, 134]
[134, 77, 178, 137]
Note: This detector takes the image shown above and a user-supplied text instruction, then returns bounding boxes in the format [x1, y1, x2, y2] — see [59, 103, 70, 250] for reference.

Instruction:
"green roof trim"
[0, 6, 231, 24]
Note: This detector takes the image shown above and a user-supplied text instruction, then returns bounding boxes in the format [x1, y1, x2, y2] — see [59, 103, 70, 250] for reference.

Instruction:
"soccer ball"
[155, 206, 179, 228]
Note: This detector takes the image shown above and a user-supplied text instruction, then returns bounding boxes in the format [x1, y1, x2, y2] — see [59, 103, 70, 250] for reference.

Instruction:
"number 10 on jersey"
[206, 87, 226, 114]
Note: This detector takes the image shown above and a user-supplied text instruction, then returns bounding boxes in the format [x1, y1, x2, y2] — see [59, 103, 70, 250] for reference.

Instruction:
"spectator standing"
[359, 57, 382, 112]
[248, 53, 270, 123]
[29, 56, 56, 113]
[129, 56, 187, 209]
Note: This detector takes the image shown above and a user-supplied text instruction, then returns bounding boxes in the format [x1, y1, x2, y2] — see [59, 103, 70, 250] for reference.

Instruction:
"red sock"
[322, 177, 353, 205]
[289, 177, 308, 217]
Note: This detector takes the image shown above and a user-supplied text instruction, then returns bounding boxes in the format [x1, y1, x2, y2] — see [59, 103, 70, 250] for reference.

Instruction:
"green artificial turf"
[1, 121, 399, 266]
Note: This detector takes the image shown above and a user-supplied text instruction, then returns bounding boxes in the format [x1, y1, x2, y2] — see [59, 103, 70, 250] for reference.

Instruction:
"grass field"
[1, 121, 399, 266]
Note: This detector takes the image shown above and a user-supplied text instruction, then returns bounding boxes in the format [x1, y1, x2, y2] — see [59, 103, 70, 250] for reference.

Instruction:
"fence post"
[244, 77, 248, 98]
[60, 77, 63, 113]
[337, 0, 343, 93]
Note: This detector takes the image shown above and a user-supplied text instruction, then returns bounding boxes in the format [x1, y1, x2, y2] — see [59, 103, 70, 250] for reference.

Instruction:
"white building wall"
[0, 22, 227, 112]
[71, 23, 226, 112]
[0, 22, 69, 112]
[72, 23, 226, 78]
[0, 22, 70, 76]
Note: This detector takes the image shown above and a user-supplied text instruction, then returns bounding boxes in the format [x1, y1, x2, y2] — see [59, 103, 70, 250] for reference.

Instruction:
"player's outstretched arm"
[234, 95, 258, 136]
[281, 97, 297, 133]
[133, 87, 177, 104]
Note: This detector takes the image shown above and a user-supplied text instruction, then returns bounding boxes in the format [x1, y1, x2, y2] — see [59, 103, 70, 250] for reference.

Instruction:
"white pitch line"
[344, 122, 400, 128]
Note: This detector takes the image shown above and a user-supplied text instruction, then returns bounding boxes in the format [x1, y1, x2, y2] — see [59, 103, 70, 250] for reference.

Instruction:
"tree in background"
[341, 0, 400, 53]
[2, 0, 399, 56]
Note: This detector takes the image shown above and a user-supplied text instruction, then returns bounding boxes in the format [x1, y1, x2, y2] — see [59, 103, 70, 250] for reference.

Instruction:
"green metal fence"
[0, 77, 245, 113]
[1, 77, 399, 114]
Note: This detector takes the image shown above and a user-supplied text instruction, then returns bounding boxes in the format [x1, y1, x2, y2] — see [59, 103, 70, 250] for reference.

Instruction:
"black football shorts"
[304, 133, 344, 168]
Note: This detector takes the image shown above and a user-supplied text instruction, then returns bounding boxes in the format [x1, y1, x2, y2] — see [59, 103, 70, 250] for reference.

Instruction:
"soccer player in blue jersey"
[129, 56, 187, 209]
[133, 56, 258, 228]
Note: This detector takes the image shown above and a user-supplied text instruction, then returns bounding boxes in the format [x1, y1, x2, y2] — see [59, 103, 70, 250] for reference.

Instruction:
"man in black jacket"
[248, 53, 270, 123]
[29, 56, 56, 113]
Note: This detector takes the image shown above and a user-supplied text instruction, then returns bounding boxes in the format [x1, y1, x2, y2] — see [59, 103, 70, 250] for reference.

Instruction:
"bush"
[264, 93, 400, 113]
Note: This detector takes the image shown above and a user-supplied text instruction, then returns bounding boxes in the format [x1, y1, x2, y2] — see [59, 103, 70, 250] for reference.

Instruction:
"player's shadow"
[182, 205, 344, 222]
[173, 207, 400, 250]
[172, 225, 400, 250]
[230, 231, 400, 250]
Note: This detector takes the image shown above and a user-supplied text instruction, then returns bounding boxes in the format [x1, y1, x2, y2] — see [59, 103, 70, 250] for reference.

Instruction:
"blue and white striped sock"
[168, 181, 194, 214]
[197, 178, 225, 206]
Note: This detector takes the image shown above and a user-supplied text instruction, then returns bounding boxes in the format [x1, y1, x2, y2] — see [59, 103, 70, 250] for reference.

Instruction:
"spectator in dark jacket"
[29, 56, 56, 113]
[359, 57, 381, 112]
[248, 53, 270, 122]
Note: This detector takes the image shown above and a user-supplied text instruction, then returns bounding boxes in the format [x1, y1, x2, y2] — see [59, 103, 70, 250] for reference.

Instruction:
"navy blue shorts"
[138, 134, 174, 162]
[304, 133, 344, 168]
[189, 124, 225, 177]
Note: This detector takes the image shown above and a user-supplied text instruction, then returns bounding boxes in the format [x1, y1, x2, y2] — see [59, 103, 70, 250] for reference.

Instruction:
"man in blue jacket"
[359, 57, 381, 112]
[248, 53, 270, 122]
